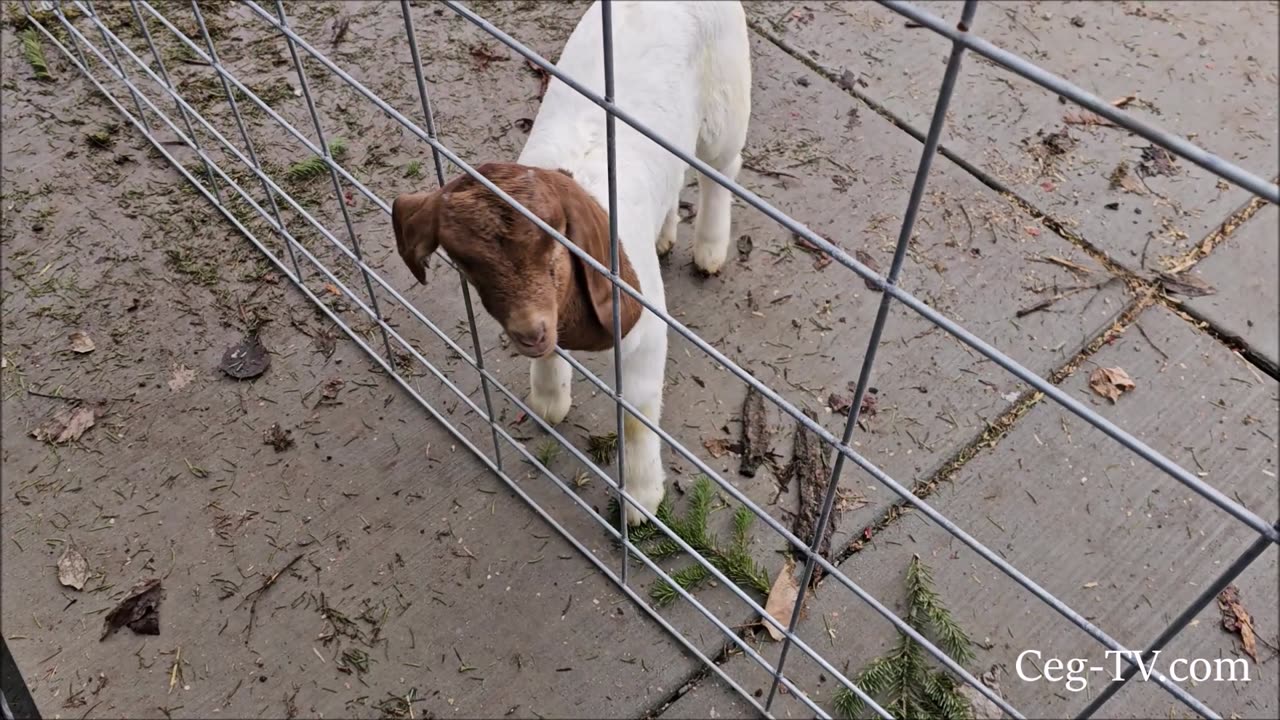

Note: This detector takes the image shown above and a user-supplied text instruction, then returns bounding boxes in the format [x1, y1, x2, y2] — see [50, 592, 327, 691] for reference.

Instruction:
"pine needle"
[21, 28, 53, 82]
[284, 138, 348, 182]
[587, 432, 618, 465]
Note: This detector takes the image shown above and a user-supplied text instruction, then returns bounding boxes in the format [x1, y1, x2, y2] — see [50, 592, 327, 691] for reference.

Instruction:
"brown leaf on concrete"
[1063, 111, 1117, 128]
[1217, 584, 1259, 663]
[320, 376, 345, 401]
[854, 249, 883, 291]
[828, 392, 853, 416]
[738, 387, 770, 478]
[69, 331, 96, 354]
[220, 334, 270, 380]
[58, 546, 89, 590]
[32, 406, 96, 444]
[1088, 366, 1136, 403]
[1108, 161, 1146, 195]
[101, 578, 162, 640]
[1158, 272, 1216, 298]
[762, 557, 800, 642]
[702, 437, 733, 459]
[1138, 145, 1179, 178]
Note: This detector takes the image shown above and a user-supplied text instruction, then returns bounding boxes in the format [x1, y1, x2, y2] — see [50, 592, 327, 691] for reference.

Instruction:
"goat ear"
[552, 172, 643, 341]
[391, 190, 440, 284]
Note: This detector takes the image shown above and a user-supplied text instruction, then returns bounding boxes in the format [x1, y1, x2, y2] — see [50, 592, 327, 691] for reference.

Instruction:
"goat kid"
[392, 1, 751, 525]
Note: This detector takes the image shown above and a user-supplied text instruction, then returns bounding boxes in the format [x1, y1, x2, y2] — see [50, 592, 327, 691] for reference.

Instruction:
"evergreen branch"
[284, 138, 348, 182]
[22, 28, 53, 82]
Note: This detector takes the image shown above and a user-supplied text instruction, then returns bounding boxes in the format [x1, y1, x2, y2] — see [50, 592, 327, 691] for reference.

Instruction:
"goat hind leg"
[692, 153, 741, 275]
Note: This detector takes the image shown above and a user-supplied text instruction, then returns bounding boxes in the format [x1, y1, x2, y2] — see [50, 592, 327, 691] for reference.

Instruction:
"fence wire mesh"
[19, 0, 1278, 718]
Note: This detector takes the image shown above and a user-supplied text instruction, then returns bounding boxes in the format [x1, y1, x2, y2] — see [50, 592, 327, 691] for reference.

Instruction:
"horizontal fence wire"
[21, 1, 1278, 718]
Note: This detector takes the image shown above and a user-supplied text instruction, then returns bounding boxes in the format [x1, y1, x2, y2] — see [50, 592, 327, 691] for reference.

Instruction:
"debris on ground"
[738, 387, 770, 477]
[319, 376, 345, 402]
[1063, 110, 1116, 128]
[221, 333, 271, 379]
[854, 249, 882, 291]
[1039, 128, 1076, 156]
[58, 546, 89, 590]
[1157, 271, 1216, 298]
[828, 392, 853, 416]
[264, 422, 295, 452]
[1108, 161, 1146, 195]
[31, 405, 96, 445]
[792, 232, 833, 270]
[736, 234, 753, 260]
[167, 364, 195, 391]
[787, 411, 835, 575]
[762, 557, 800, 642]
[1088, 366, 1136, 403]
[1138, 144, 1179, 177]
[587, 432, 618, 465]
[68, 331, 95, 354]
[1217, 584, 1259, 662]
[702, 437, 735, 459]
[525, 58, 550, 99]
[101, 578, 162, 640]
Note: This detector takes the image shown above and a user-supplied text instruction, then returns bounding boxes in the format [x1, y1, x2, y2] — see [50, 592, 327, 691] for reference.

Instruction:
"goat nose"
[511, 324, 547, 347]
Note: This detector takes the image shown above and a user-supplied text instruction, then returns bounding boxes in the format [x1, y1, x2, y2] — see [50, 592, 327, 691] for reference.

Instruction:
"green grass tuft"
[403, 160, 422, 179]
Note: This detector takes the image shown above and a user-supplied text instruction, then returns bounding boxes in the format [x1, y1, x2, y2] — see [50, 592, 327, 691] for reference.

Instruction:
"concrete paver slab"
[746, 1, 1280, 274]
[1181, 204, 1280, 374]
[659, 304, 1279, 718]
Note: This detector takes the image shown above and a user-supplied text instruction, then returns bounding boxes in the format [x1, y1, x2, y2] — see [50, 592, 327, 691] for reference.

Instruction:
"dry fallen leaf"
[220, 334, 270, 380]
[101, 578, 162, 640]
[69, 331, 96, 354]
[58, 546, 89, 590]
[167, 364, 195, 391]
[1158, 272, 1217, 298]
[1217, 584, 1258, 663]
[1108, 161, 1146, 195]
[1088, 367, 1136, 403]
[763, 557, 800, 642]
[702, 437, 733, 459]
[320, 376, 345, 401]
[31, 406, 96, 444]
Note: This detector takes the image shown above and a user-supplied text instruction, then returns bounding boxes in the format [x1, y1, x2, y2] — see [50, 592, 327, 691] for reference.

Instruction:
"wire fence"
[19, 0, 1278, 718]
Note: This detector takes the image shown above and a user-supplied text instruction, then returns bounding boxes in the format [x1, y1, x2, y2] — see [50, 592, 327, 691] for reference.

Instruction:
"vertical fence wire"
[186, 0, 305, 282]
[83, 0, 151, 134]
[125, 0, 222, 203]
[398, 0, 506, 471]
[599, 0, 631, 585]
[267, 1, 395, 362]
[763, 0, 979, 709]
[1075, 528, 1279, 719]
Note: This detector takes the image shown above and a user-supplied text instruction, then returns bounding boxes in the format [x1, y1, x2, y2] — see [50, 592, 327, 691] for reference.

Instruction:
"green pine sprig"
[608, 476, 771, 607]
[835, 554, 975, 720]
[284, 138, 348, 182]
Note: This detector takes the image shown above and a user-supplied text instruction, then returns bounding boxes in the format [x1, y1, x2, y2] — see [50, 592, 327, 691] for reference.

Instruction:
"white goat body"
[518, 1, 752, 524]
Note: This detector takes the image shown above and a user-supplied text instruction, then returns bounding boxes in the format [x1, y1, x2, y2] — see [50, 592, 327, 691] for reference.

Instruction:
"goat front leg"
[528, 353, 572, 425]
[618, 330, 667, 526]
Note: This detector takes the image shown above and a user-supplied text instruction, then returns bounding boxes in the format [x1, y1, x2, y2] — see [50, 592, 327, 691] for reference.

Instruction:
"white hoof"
[527, 387, 571, 425]
[656, 229, 676, 257]
[693, 235, 728, 275]
[624, 479, 666, 526]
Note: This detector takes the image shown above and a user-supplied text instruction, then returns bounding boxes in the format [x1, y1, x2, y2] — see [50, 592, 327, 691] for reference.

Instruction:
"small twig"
[1133, 322, 1169, 360]
[240, 553, 305, 642]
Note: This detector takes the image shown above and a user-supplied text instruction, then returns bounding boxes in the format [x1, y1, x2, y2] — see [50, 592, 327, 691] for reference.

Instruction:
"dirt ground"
[2, 1, 1276, 719]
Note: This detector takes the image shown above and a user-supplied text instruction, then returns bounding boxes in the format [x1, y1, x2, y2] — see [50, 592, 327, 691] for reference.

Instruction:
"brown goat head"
[391, 162, 642, 358]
